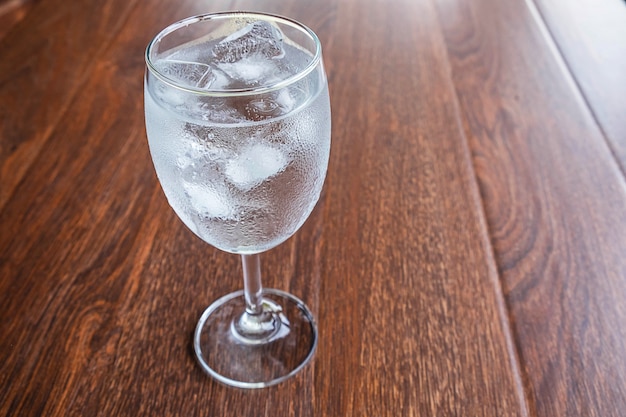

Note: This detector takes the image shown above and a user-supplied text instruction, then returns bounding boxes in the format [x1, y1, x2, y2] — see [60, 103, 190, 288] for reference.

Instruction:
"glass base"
[193, 288, 318, 388]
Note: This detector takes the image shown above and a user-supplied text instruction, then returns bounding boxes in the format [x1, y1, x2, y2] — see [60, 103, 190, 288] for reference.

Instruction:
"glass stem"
[241, 254, 264, 315]
[236, 254, 280, 342]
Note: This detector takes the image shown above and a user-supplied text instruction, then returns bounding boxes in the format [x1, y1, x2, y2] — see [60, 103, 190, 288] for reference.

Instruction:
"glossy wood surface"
[532, 0, 626, 171]
[1, 0, 625, 415]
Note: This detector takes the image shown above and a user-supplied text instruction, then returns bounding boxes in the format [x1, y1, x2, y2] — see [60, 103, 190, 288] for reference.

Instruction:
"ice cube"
[212, 21, 285, 64]
[183, 181, 236, 220]
[225, 143, 288, 191]
[216, 59, 280, 86]
[155, 59, 215, 89]
[243, 88, 297, 120]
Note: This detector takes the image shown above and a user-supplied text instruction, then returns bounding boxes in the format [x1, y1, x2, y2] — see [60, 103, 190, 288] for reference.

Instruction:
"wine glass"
[144, 12, 331, 388]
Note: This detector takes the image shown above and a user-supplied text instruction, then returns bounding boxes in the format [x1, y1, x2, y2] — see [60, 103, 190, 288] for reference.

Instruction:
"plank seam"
[430, 1, 534, 415]
[448, 86, 535, 416]
[449, 96, 534, 417]
[525, 0, 626, 183]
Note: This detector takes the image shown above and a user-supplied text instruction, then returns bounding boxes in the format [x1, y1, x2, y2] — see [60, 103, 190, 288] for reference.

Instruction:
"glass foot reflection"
[193, 289, 318, 388]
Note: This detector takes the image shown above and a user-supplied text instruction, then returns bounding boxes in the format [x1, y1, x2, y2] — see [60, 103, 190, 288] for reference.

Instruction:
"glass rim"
[145, 11, 322, 97]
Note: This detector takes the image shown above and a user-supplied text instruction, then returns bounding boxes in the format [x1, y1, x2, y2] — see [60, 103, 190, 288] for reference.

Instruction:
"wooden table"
[2, 0, 626, 415]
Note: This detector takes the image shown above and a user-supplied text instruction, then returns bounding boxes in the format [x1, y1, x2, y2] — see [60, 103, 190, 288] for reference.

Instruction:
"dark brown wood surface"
[438, 0, 626, 415]
[1, 0, 625, 415]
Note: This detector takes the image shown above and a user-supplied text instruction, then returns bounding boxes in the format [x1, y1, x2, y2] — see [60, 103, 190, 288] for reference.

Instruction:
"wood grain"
[0, 0, 34, 40]
[316, 0, 526, 414]
[1, 0, 527, 415]
[2, 0, 626, 414]
[436, 0, 626, 415]
[0, 0, 138, 211]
